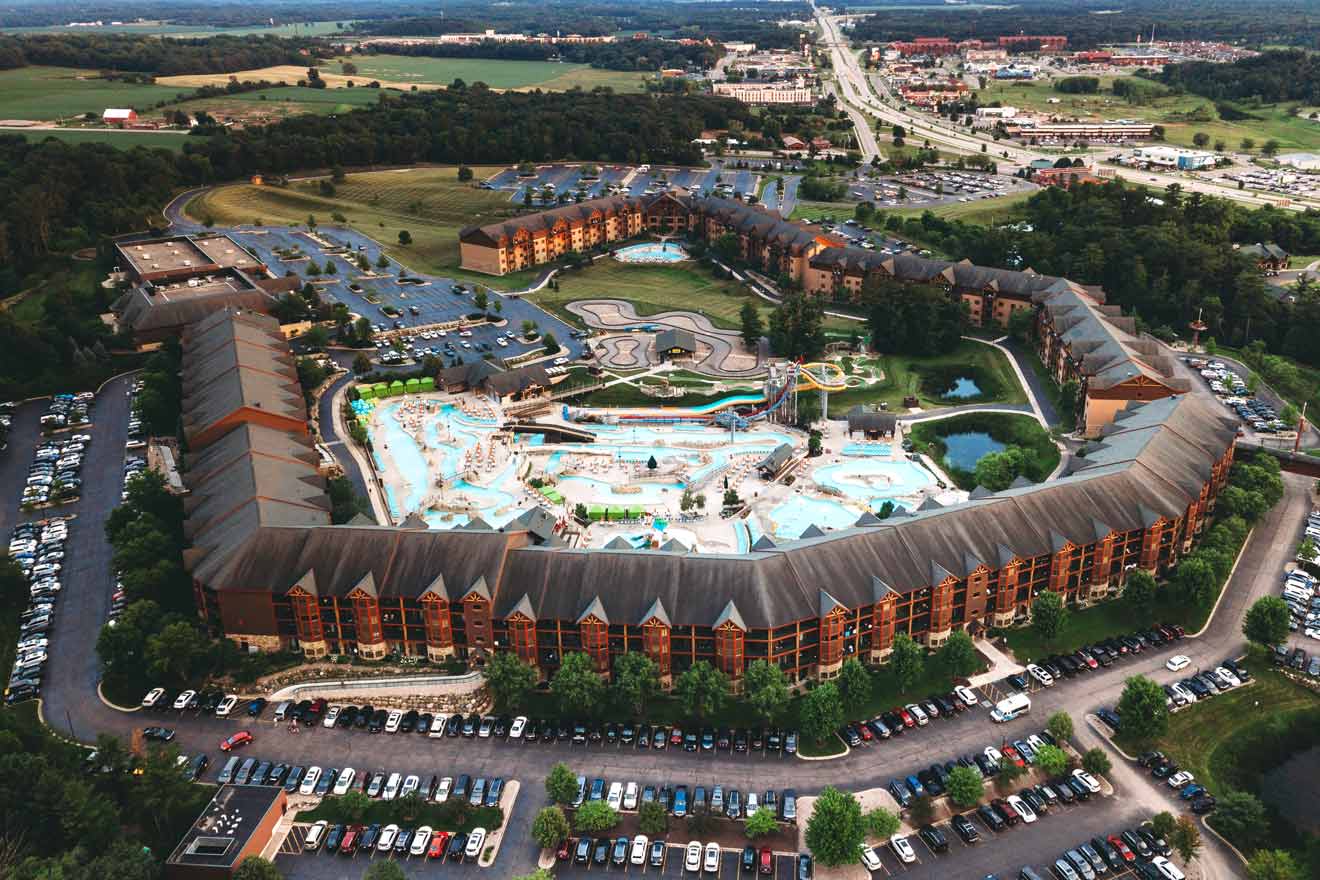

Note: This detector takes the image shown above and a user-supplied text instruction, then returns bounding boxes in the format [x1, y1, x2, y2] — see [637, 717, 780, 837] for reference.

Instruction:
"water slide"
[567, 362, 848, 425]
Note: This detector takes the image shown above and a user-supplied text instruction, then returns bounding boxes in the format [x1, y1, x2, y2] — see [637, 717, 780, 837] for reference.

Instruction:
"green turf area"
[5, 127, 190, 150]
[0, 66, 192, 121]
[160, 84, 385, 120]
[328, 54, 650, 92]
[977, 77, 1320, 152]
[792, 190, 1032, 227]
[185, 168, 544, 288]
[822, 340, 1028, 412]
[907, 410, 1059, 490]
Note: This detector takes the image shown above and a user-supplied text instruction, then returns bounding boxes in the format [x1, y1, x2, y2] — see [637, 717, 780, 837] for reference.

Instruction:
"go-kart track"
[567, 299, 764, 376]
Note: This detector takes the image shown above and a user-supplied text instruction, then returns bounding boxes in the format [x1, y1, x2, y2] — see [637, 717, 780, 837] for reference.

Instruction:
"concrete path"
[566, 299, 764, 377]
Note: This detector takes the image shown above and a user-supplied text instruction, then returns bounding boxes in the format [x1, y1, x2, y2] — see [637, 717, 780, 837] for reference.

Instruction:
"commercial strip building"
[1008, 122, 1157, 143]
[712, 81, 815, 105]
[166, 785, 288, 880]
[1127, 146, 1220, 170]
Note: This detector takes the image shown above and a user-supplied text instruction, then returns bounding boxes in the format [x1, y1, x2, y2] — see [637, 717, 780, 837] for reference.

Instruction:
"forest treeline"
[0, 33, 326, 74]
[1158, 50, 1320, 105]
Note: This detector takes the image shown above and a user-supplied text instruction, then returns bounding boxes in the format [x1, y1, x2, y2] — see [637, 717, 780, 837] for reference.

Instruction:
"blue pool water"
[614, 242, 689, 263]
[841, 443, 892, 456]
[769, 495, 863, 539]
[814, 459, 935, 502]
[942, 431, 1005, 471]
[942, 377, 983, 399]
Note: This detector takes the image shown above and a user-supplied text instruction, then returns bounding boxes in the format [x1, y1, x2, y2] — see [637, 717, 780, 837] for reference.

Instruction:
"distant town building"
[1130, 146, 1219, 170]
[1277, 152, 1320, 171]
[712, 81, 814, 105]
[1238, 242, 1290, 272]
[102, 108, 137, 126]
[1030, 166, 1104, 189]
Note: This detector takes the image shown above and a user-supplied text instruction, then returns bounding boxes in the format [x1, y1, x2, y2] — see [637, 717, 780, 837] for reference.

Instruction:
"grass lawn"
[823, 340, 1029, 412]
[0, 65, 193, 121]
[185, 168, 545, 288]
[159, 84, 385, 122]
[7, 127, 191, 151]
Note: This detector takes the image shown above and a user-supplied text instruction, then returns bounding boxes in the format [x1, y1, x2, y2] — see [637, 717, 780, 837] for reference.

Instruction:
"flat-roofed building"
[111, 268, 278, 347]
[165, 785, 287, 880]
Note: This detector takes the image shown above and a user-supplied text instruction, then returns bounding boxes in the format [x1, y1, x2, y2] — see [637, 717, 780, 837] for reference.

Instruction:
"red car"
[557, 838, 572, 861]
[219, 730, 253, 752]
[1107, 835, 1135, 863]
[895, 707, 915, 728]
[857, 723, 873, 742]
[1003, 745, 1025, 767]
[759, 846, 773, 875]
[429, 831, 451, 859]
[670, 727, 683, 747]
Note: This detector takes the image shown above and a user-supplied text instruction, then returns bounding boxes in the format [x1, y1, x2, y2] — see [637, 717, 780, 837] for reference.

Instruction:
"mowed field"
[0, 65, 192, 121]
[185, 167, 537, 284]
[158, 85, 384, 121]
[977, 77, 1320, 151]
[3, 128, 190, 150]
[159, 55, 650, 93]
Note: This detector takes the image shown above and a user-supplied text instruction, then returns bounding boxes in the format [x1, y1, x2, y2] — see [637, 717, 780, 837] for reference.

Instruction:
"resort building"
[458, 195, 648, 276]
[711, 81, 815, 105]
[1239, 242, 1290, 273]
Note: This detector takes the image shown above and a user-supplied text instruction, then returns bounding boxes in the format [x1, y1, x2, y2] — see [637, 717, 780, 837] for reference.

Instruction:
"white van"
[273, 700, 293, 722]
[991, 693, 1031, 723]
[304, 820, 329, 851]
[383, 772, 403, 800]
[141, 687, 165, 710]
[299, 766, 322, 796]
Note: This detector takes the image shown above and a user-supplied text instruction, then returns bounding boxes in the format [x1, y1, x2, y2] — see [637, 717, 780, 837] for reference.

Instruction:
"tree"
[890, 633, 924, 692]
[1262, 139, 1281, 157]
[232, 856, 283, 880]
[611, 651, 660, 715]
[1247, 850, 1301, 880]
[1033, 743, 1069, 776]
[997, 756, 1026, 790]
[804, 787, 865, 867]
[1150, 812, 1178, 840]
[551, 652, 605, 718]
[864, 807, 901, 840]
[337, 790, 372, 823]
[1116, 675, 1170, 741]
[946, 765, 984, 807]
[1046, 711, 1074, 744]
[574, 800, 619, 833]
[376, 253, 389, 269]
[1192, 131, 1210, 148]
[837, 658, 872, 714]
[937, 630, 978, 678]
[484, 650, 536, 712]
[352, 353, 371, 374]
[363, 863, 407, 880]
[1215, 790, 1269, 848]
[711, 232, 741, 264]
[1172, 556, 1217, 606]
[473, 289, 488, 312]
[1031, 590, 1068, 644]
[673, 661, 729, 721]
[1082, 747, 1112, 777]
[907, 794, 935, 826]
[1123, 570, 1156, 611]
[398, 230, 412, 245]
[638, 800, 669, 836]
[646, 455, 658, 471]
[745, 806, 778, 838]
[144, 622, 210, 685]
[532, 806, 571, 849]
[739, 300, 764, 350]
[457, 165, 474, 182]
[1171, 815, 1201, 863]
[743, 659, 790, 724]
[799, 681, 845, 745]
[545, 762, 578, 806]
[1243, 596, 1290, 647]
[541, 332, 560, 354]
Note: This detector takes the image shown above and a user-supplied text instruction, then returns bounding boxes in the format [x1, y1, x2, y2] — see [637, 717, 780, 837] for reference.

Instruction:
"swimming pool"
[768, 495, 864, 539]
[613, 241, 689, 263]
[814, 459, 935, 502]
[841, 443, 893, 456]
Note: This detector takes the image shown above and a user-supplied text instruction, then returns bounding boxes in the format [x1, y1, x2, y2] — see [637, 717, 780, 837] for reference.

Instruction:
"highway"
[813, 4, 1317, 211]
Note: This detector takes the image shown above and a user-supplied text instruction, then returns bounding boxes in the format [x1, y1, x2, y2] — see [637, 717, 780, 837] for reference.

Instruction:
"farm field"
[184, 167, 544, 287]
[158, 85, 384, 122]
[978, 77, 1320, 151]
[159, 55, 652, 93]
[0, 65, 191, 121]
[2, 127, 190, 150]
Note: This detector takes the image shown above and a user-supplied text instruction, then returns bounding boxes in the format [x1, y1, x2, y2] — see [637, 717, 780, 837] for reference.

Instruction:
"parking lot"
[219, 225, 586, 367]
[484, 163, 764, 206]
[846, 170, 1031, 211]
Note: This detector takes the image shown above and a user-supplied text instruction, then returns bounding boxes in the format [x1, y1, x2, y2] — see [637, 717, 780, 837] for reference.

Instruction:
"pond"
[942, 376, 982, 399]
[941, 431, 1005, 471]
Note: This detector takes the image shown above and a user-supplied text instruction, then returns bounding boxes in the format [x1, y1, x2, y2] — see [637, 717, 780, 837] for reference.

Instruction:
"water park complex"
[167, 178, 1242, 680]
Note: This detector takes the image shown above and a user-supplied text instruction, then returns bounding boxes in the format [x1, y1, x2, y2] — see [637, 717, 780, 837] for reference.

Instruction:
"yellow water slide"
[795, 362, 848, 392]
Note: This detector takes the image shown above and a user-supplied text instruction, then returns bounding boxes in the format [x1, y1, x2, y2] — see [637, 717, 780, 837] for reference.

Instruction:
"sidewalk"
[968, 638, 1024, 687]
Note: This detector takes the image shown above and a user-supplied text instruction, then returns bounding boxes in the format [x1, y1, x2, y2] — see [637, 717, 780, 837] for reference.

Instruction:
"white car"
[904, 703, 929, 726]
[430, 714, 448, 737]
[214, 694, 239, 717]
[377, 824, 399, 852]
[984, 746, 1003, 765]
[383, 772, 402, 800]
[333, 768, 356, 795]
[685, 842, 704, 872]
[141, 687, 166, 710]
[1167, 771, 1195, 789]
[172, 690, 197, 710]
[384, 709, 403, 733]
[1215, 667, 1241, 687]
[1006, 794, 1037, 823]
[1027, 734, 1048, 753]
[704, 842, 721, 873]
[1027, 663, 1054, 687]
[631, 835, 649, 865]
[1151, 856, 1186, 880]
[434, 776, 453, 803]
[401, 775, 420, 798]
[322, 706, 341, 728]
[954, 685, 979, 707]
[890, 835, 917, 864]
[607, 781, 623, 810]
[1071, 768, 1102, 793]
[509, 716, 527, 739]
[860, 843, 882, 870]
[1166, 655, 1191, 672]
[623, 781, 639, 811]
[410, 827, 433, 856]
[299, 766, 322, 796]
